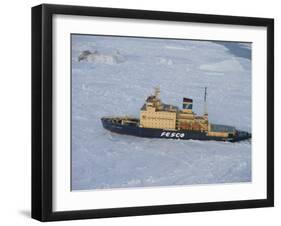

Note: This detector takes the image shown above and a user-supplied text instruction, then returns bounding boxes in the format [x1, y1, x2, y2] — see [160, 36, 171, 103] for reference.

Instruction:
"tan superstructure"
[140, 87, 208, 131]
[139, 87, 236, 138]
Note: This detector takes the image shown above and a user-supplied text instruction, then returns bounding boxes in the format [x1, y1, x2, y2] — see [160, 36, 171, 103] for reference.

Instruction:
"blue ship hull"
[101, 117, 251, 142]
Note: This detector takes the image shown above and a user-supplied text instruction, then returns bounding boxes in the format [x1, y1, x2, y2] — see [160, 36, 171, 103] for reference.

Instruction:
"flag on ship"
[183, 98, 193, 109]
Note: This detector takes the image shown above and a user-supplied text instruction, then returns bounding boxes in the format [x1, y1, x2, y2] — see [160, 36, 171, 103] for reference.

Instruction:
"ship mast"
[204, 87, 208, 116]
[154, 86, 160, 99]
[154, 86, 161, 109]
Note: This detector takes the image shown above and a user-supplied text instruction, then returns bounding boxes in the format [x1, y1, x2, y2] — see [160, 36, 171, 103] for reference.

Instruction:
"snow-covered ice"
[71, 34, 252, 190]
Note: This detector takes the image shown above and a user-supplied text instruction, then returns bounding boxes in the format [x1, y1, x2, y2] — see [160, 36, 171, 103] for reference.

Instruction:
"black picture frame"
[32, 3, 274, 222]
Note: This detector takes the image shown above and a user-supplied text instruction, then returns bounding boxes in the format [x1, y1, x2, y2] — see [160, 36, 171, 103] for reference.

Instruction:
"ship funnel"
[183, 98, 193, 110]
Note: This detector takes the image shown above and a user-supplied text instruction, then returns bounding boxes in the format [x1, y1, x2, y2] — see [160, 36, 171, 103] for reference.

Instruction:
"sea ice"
[71, 35, 252, 190]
